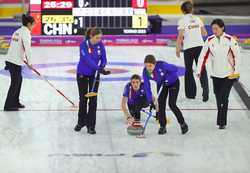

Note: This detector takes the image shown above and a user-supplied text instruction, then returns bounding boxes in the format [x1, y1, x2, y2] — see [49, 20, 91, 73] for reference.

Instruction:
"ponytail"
[22, 14, 35, 26]
[85, 27, 102, 40]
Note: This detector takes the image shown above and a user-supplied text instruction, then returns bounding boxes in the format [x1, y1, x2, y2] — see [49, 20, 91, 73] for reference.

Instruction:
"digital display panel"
[30, 0, 148, 35]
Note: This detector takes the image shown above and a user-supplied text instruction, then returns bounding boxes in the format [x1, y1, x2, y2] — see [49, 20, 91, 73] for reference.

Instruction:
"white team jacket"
[197, 33, 240, 78]
[177, 14, 205, 50]
[5, 26, 32, 66]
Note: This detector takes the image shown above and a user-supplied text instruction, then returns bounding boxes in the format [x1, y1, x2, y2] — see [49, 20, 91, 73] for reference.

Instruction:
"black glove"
[99, 68, 111, 75]
[149, 101, 156, 111]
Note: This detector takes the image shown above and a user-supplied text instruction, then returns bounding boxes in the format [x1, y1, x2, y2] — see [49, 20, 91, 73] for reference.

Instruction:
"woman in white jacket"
[197, 19, 240, 129]
[4, 14, 35, 111]
[176, 1, 209, 102]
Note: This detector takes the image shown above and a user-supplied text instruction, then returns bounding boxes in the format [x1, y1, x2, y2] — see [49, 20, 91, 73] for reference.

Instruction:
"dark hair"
[85, 28, 102, 39]
[211, 18, 225, 32]
[144, 54, 156, 64]
[22, 14, 35, 26]
[181, 1, 193, 14]
[130, 74, 141, 81]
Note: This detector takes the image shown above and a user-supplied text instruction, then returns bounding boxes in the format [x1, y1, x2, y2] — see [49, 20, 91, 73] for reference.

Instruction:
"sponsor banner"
[2, 35, 250, 47]
[2, 35, 170, 46]
[35, 35, 169, 46]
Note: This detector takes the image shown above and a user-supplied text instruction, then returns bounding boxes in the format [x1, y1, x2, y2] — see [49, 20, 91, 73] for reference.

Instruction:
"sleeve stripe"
[200, 48, 210, 74]
[228, 48, 236, 70]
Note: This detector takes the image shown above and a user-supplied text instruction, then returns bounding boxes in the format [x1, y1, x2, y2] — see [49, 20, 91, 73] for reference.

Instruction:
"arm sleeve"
[123, 84, 130, 97]
[177, 19, 185, 31]
[197, 17, 204, 27]
[197, 39, 210, 74]
[164, 63, 178, 73]
[100, 42, 107, 68]
[80, 42, 99, 70]
[143, 69, 153, 103]
[21, 32, 32, 64]
[163, 62, 178, 83]
[231, 38, 241, 73]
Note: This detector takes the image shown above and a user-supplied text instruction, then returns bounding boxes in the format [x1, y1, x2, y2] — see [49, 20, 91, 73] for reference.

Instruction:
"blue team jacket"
[77, 39, 107, 76]
[143, 61, 178, 103]
[123, 82, 147, 105]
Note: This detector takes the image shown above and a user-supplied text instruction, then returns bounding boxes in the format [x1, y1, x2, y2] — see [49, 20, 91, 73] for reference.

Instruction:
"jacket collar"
[216, 32, 225, 39]
[21, 26, 31, 33]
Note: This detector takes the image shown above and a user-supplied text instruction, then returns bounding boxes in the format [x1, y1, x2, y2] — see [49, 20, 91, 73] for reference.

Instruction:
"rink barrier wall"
[0, 35, 172, 46]
[1, 34, 250, 47]
[234, 82, 250, 110]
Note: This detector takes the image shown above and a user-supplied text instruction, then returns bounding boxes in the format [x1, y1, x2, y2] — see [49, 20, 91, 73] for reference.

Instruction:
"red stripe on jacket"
[200, 48, 211, 74]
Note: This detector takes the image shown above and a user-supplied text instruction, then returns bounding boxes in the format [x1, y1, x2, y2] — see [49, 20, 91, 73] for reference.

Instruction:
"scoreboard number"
[132, 15, 147, 28]
[137, 0, 145, 7]
[42, 0, 73, 9]
[132, 0, 147, 8]
[36, 0, 148, 35]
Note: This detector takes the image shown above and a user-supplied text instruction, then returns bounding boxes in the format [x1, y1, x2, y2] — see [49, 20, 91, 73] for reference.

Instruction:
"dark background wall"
[193, 0, 250, 16]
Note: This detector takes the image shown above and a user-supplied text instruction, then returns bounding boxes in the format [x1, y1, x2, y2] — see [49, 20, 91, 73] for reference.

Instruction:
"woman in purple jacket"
[74, 28, 109, 134]
[143, 55, 189, 135]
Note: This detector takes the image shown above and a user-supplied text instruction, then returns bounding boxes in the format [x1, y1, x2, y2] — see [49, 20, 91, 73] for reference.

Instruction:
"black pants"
[4, 61, 22, 109]
[127, 96, 149, 121]
[77, 73, 100, 128]
[184, 46, 209, 98]
[212, 77, 235, 126]
[158, 79, 185, 127]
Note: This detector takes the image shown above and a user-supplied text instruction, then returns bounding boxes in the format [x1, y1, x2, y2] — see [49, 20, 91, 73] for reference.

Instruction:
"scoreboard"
[30, 0, 148, 35]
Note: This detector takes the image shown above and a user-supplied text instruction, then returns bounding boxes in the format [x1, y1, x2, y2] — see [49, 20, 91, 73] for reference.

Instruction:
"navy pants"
[4, 61, 22, 110]
[77, 73, 100, 128]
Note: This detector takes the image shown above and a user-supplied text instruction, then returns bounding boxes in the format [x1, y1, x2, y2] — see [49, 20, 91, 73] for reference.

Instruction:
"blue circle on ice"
[0, 62, 185, 82]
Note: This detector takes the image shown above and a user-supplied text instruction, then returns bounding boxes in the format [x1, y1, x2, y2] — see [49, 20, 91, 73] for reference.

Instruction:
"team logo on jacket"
[140, 89, 144, 97]
[97, 46, 101, 55]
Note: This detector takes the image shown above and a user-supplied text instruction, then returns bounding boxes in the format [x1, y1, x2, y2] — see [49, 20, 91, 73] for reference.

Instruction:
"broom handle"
[90, 60, 102, 92]
[140, 84, 164, 134]
[21, 40, 75, 106]
[141, 109, 153, 135]
[23, 60, 75, 106]
[90, 69, 99, 92]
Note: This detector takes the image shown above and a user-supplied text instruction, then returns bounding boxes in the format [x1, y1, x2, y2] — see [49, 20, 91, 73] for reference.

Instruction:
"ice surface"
[0, 46, 249, 173]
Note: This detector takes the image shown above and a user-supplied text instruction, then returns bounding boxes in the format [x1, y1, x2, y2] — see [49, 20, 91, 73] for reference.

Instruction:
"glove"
[149, 101, 156, 111]
[99, 68, 111, 75]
